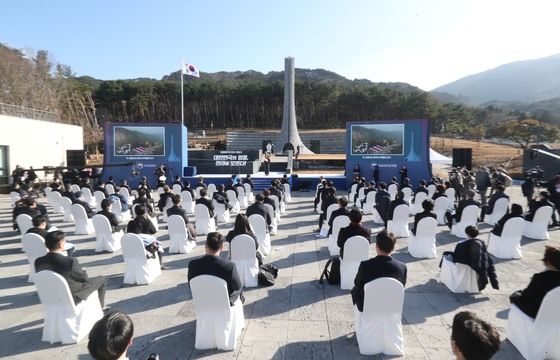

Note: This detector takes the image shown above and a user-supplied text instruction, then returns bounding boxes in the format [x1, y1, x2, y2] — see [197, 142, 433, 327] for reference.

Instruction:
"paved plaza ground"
[1, 186, 558, 359]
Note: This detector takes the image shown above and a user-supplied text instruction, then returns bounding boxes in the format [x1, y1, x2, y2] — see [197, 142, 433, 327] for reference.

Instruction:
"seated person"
[226, 214, 263, 265]
[97, 198, 122, 233]
[337, 207, 371, 259]
[93, 180, 110, 198]
[119, 179, 132, 193]
[481, 184, 509, 221]
[213, 184, 233, 211]
[351, 230, 407, 312]
[412, 199, 436, 235]
[525, 191, 554, 221]
[318, 188, 337, 229]
[157, 185, 173, 212]
[510, 245, 560, 318]
[137, 177, 152, 199]
[388, 191, 407, 221]
[195, 177, 207, 190]
[375, 182, 390, 203]
[133, 188, 154, 215]
[13, 197, 50, 230]
[359, 181, 374, 208]
[126, 205, 165, 268]
[451, 311, 500, 360]
[491, 203, 523, 236]
[88, 311, 134, 360]
[27, 214, 74, 256]
[432, 184, 447, 200]
[269, 179, 284, 204]
[182, 180, 195, 198]
[413, 180, 429, 198]
[445, 189, 480, 230]
[188, 232, 244, 305]
[263, 189, 277, 213]
[246, 194, 274, 232]
[71, 191, 96, 218]
[35, 231, 107, 308]
[243, 174, 254, 190]
[172, 175, 185, 191]
[167, 194, 196, 240]
[327, 196, 350, 236]
[196, 188, 216, 219]
[441, 226, 499, 291]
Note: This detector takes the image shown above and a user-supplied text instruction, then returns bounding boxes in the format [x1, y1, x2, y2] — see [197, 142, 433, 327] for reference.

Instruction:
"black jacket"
[448, 239, 499, 291]
[525, 199, 553, 221]
[127, 216, 157, 234]
[486, 191, 509, 215]
[510, 270, 560, 318]
[196, 197, 215, 218]
[167, 205, 190, 225]
[388, 199, 407, 221]
[213, 191, 232, 210]
[327, 207, 350, 236]
[455, 198, 480, 221]
[337, 223, 371, 259]
[412, 211, 437, 235]
[246, 202, 273, 226]
[96, 210, 120, 232]
[491, 213, 522, 236]
[188, 255, 243, 305]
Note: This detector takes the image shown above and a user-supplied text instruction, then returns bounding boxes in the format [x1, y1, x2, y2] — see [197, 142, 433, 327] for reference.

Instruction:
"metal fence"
[0, 102, 59, 122]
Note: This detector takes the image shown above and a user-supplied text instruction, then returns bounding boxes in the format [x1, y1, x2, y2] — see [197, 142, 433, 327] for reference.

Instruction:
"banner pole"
[180, 60, 184, 125]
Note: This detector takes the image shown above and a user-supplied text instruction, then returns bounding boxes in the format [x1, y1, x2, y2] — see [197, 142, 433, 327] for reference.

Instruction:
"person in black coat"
[327, 197, 350, 236]
[521, 173, 535, 206]
[375, 182, 390, 203]
[388, 191, 407, 221]
[243, 174, 254, 190]
[412, 200, 437, 235]
[318, 188, 338, 229]
[226, 214, 262, 265]
[481, 185, 509, 221]
[445, 189, 480, 229]
[213, 185, 232, 211]
[351, 229, 407, 312]
[132, 188, 154, 215]
[93, 180, 110, 198]
[167, 194, 196, 240]
[372, 164, 380, 185]
[337, 207, 371, 259]
[510, 245, 560, 318]
[157, 185, 173, 212]
[432, 184, 447, 201]
[491, 203, 523, 236]
[97, 198, 121, 233]
[195, 177, 207, 190]
[71, 191, 96, 218]
[172, 175, 185, 191]
[246, 194, 273, 231]
[35, 231, 106, 307]
[413, 180, 429, 200]
[195, 189, 215, 218]
[126, 205, 157, 235]
[188, 232, 243, 305]
[399, 165, 408, 188]
[525, 191, 554, 222]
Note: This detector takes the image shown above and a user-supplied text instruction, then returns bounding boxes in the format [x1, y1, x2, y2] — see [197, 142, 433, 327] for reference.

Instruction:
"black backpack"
[319, 256, 340, 285]
[258, 264, 279, 287]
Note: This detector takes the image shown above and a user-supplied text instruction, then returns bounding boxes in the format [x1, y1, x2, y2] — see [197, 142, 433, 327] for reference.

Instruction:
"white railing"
[0, 102, 59, 122]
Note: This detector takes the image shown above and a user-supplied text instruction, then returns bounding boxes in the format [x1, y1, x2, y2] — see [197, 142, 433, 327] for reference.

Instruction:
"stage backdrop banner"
[102, 122, 188, 187]
[345, 119, 431, 187]
[188, 150, 260, 174]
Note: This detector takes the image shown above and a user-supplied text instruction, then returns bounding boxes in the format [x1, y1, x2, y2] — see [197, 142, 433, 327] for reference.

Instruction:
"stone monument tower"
[276, 57, 313, 154]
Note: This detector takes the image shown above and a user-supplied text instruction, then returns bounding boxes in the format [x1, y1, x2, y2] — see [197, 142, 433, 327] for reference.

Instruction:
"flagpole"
[180, 60, 184, 125]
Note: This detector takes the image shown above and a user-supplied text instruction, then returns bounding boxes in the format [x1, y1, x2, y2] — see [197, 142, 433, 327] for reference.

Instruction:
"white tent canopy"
[429, 148, 452, 165]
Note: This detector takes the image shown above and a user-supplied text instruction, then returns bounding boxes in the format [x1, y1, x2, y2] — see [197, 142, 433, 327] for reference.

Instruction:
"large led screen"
[350, 123, 404, 155]
[114, 126, 165, 156]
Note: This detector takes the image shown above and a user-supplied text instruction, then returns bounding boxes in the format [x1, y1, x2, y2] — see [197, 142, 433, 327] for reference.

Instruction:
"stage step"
[252, 178, 272, 191]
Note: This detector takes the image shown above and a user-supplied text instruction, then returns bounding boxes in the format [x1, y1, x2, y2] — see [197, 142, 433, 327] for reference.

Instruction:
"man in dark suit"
[188, 232, 243, 305]
[243, 174, 254, 190]
[388, 191, 407, 221]
[213, 185, 233, 211]
[195, 177, 207, 191]
[196, 189, 215, 218]
[327, 197, 350, 236]
[27, 215, 76, 256]
[412, 200, 437, 235]
[338, 207, 371, 258]
[157, 185, 174, 212]
[167, 194, 196, 240]
[35, 231, 107, 308]
[94, 180, 110, 198]
[246, 194, 273, 231]
[351, 229, 407, 312]
[172, 175, 185, 191]
[445, 189, 480, 229]
[525, 191, 554, 221]
[72, 191, 96, 218]
[510, 245, 560, 318]
[97, 198, 121, 233]
[375, 182, 390, 203]
[318, 188, 338, 229]
[269, 180, 284, 204]
[481, 185, 509, 221]
[413, 180, 429, 201]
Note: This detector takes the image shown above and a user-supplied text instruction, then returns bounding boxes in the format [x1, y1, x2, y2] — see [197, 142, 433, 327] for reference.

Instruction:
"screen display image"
[114, 126, 165, 156]
[351, 124, 404, 155]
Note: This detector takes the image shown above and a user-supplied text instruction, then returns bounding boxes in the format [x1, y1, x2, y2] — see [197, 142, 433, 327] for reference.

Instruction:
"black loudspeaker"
[66, 150, 86, 168]
[311, 140, 320, 154]
[452, 148, 472, 169]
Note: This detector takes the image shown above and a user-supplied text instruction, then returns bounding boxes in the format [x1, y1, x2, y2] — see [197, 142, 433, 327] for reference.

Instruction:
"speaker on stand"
[452, 148, 472, 169]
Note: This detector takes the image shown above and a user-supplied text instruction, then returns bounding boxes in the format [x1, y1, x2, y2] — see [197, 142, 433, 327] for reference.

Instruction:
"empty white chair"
[340, 236, 369, 290]
[190, 275, 245, 350]
[487, 217, 524, 259]
[427, 184, 436, 199]
[50, 191, 65, 214]
[410, 192, 428, 215]
[362, 191, 376, 215]
[121, 233, 161, 285]
[445, 187, 456, 210]
[195, 187, 202, 199]
[283, 183, 292, 202]
[59, 197, 75, 222]
[81, 187, 97, 208]
[354, 278, 405, 356]
[213, 200, 231, 224]
[388, 183, 398, 201]
[92, 215, 122, 253]
[180, 190, 195, 214]
[439, 255, 479, 293]
[328, 215, 350, 256]
[168, 215, 196, 253]
[226, 190, 240, 214]
[387, 205, 410, 238]
[71, 204, 95, 235]
[230, 234, 259, 288]
[105, 183, 115, 195]
[507, 287, 560, 360]
[10, 191, 21, 207]
[408, 217, 438, 258]
[118, 187, 134, 205]
[194, 204, 216, 235]
[237, 186, 248, 209]
[248, 214, 271, 257]
[93, 191, 105, 212]
[451, 205, 479, 239]
[207, 183, 217, 199]
[523, 206, 553, 240]
[433, 197, 448, 225]
[401, 187, 412, 204]
[22, 232, 47, 282]
[484, 197, 509, 226]
[243, 183, 253, 202]
[16, 213, 33, 235]
[357, 187, 366, 203]
[319, 203, 339, 237]
[34, 270, 103, 344]
[172, 184, 182, 195]
[44, 187, 54, 207]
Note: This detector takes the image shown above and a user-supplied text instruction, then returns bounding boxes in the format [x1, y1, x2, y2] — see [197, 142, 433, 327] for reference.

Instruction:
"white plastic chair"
[269, 194, 282, 222]
[263, 203, 278, 235]
[484, 197, 509, 226]
[226, 190, 240, 214]
[168, 215, 196, 253]
[230, 234, 259, 288]
[445, 188, 456, 210]
[248, 214, 271, 257]
[207, 183, 216, 199]
[22, 232, 47, 282]
[427, 184, 436, 199]
[189, 275, 245, 350]
[433, 197, 449, 225]
[93, 191, 105, 212]
[10, 191, 21, 207]
[410, 192, 428, 215]
[34, 270, 103, 344]
[81, 187, 97, 208]
[362, 191, 376, 215]
[71, 204, 95, 235]
[50, 191, 65, 214]
[451, 205, 479, 239]
[387, 205, 410, 238]
[213, 200, 231, 224]
[194, 204, 216, 235]
[92, 215, 122, 253]
[237, 186, 248, 209]
[160, 197, 173, 223]
[195, 187, 202, 199]
[408, 217, 438, 258]
[105, 183, 115, 195]
[349, 183, 358, 204]
[118, 187, 134, 205]
[60, 197, 75, 222]
[487, 217, 524, 259]
[172, 184, 182, 195]
[16, 213, 33, 235]
[243, 183, 253, 202]
[354, 277, 405, 356]
[401, 187, 412, 204]
[283, 183, 292, 202]
[121, 233, 161, 285]
[388, 184, 398, 201]
[439, 255, 479, 293]
[320, 203, 339, 237]
[340, 236, 369, 290]
[523, 206, 553, 240]
[357, 187, 366, 203]
[328, 215, 350, 256]
[180, 190, 195, 214]
[111, 200, 131, 224]
[507, 287, 560, 360]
